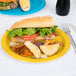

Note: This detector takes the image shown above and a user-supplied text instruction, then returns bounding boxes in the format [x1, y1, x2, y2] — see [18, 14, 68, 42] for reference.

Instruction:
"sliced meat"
[11, 35, 39, 43]
[10, 2, 18, 9]
[34, 36, 46, 41]
[33, 41, 44, 48]
[45, 35, 56, 40]
[11, 37, 25, 43]
[10, 44, 25, 53]
[54, 41, 64, 46]
[10, 43, 33, 57]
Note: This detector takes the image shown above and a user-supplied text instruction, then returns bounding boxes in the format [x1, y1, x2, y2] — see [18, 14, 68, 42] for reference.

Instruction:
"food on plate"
[24, 41, 41, 58]
[40, 44, 59, 56]
[19, 0, 30, 11]
[0, 0, 18, 10]
[6, 16, 64, 59]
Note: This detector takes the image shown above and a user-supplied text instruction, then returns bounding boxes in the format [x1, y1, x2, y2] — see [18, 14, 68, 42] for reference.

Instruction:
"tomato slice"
[52, 33, 57, 36]
[17, 33, 56, 41]
[22, 34, 39, 41]
[46, 33, 57, 38]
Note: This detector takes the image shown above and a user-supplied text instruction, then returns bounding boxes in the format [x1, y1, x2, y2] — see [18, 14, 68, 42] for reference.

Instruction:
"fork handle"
[68, 33, 76, 53]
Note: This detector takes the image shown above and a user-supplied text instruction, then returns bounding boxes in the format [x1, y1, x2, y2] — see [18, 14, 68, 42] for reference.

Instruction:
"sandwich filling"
[0, 1, 18, 10]
[7, 26, 58, 42]
[6, 16, 64, 59]
[6, 25, 64, 58]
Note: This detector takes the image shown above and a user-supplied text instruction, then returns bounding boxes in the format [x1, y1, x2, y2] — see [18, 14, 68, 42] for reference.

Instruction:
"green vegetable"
[6, 30, 16, 38]
[6, 25, 58, 38]
[37, 28, 52, 37]
[0, 2, 10, 6]
[51, 25, 58, 33]
[23, 28, 36, 35]
[7, 28, 23, 38]
[14, 28, 23, 38]
[6, 2, 10, 5]
[2, 3, 7, 7]
[38, 28, 52, 36]
[0, 2, 2, 5]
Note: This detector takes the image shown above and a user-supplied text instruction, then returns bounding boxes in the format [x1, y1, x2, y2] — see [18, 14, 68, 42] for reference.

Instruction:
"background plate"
[1, 28, 70, 63]
[0, 0, 46, 16]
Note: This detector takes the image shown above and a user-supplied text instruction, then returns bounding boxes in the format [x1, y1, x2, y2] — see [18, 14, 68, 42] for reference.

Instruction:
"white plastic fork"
[62, 24, 76, 53]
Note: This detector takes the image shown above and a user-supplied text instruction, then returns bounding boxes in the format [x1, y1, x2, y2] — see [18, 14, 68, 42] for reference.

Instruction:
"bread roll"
[0, 0, 17, 2]
[19, 0, 30, 11]
[11, 16, 55, 29]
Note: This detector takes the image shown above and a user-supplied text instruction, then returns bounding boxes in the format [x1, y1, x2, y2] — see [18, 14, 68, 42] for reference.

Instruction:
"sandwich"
[0, 0, 18, 10]
[6, 16, 63, 59]
[19, 0, 30, 11]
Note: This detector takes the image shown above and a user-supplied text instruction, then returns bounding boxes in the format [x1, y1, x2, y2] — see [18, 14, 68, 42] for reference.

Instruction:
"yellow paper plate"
[1, 28, 70, 63]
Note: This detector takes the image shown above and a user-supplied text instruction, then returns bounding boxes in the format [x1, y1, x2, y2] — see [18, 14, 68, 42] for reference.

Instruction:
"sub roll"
[6, 16, 61, 59]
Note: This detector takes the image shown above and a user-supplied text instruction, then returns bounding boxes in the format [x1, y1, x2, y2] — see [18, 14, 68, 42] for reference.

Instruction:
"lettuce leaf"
[23, 28, 36, 35]
[6, 25, 58, 38]
[7, 28, 23, 38]
[51, 25, 58, 33]
[6, 30, 16, 37]
[37, 28, 52, 37]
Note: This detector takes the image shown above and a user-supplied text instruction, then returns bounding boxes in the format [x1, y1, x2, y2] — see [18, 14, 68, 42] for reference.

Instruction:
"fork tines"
[62, 24, 71, 34]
